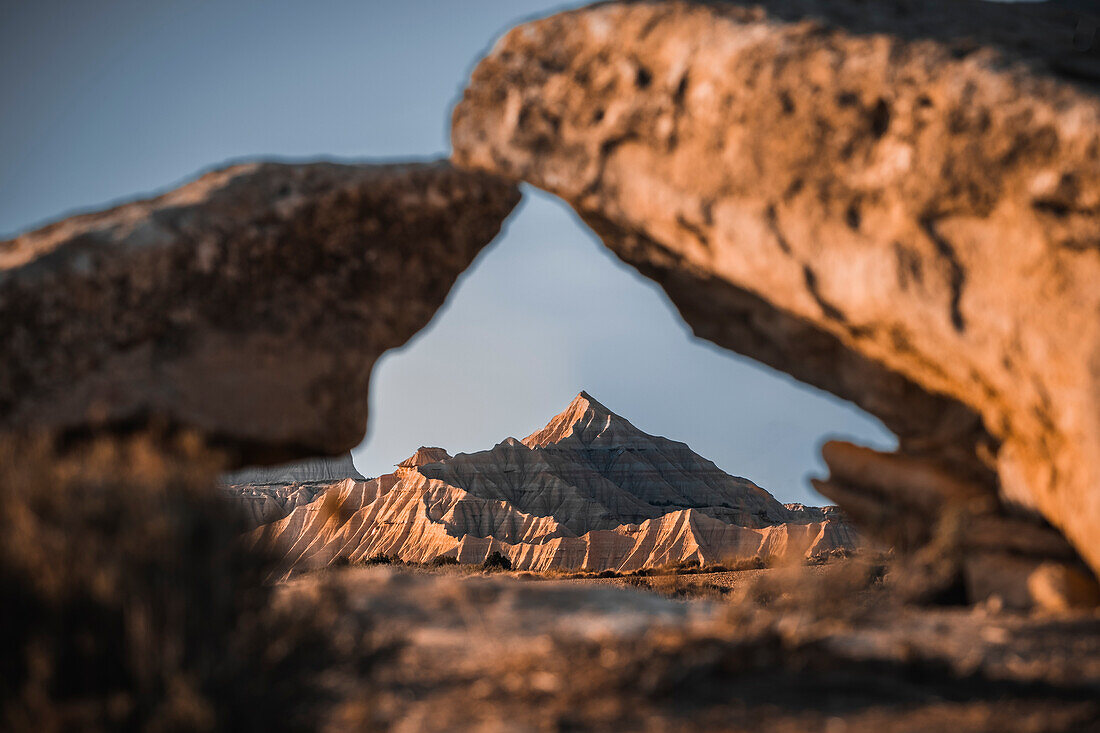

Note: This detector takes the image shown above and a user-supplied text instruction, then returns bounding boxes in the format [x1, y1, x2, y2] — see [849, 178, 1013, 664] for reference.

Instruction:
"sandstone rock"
[451, 1, 1100, 580]
[0, 161, 520, 466]
[253, 392, 858, 571]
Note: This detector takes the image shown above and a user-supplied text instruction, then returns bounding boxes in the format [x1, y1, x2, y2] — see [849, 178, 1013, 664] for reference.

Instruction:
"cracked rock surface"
[452, 0, 1100, 581]
[0, 161, 520, 466]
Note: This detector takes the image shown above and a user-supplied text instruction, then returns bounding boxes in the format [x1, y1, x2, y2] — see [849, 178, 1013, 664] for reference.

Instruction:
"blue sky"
[1, 0, 895, 503]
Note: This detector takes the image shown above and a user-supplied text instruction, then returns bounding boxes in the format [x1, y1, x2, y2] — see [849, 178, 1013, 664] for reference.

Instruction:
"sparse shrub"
[726, 555, 768, 572]
[806, 547, 855, 566]
[364, 553, 395, 566]
[481, 551, 512, 572]
[0, 433, 389, 732]
[430, 554, 459, 567]
[672, 558, 702, 573]
[596, 569, 620, 579]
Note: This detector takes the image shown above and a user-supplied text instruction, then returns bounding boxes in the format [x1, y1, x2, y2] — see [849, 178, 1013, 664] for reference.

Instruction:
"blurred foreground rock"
[0, 161, 519, 467]
[308, 565, 1100, 732]
[451, 0, 1100, 594]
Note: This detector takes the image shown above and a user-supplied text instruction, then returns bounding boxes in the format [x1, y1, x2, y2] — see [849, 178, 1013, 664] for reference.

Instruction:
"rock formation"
[221, 452, 369, 528]
[451, 1, 1100, 589]
[0, 161, 520, 466]
[1, 0, 1093, 606]
[223, 452, 367, 485]
[252, 392, 858, 571]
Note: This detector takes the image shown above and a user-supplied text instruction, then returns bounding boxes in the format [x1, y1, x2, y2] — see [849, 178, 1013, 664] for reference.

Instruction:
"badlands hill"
[221, 453, 368, 528]
[240, 392, 858, 571]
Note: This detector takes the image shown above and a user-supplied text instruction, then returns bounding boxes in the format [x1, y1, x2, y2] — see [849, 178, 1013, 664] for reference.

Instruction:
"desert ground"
[286, 560, 1100, 732]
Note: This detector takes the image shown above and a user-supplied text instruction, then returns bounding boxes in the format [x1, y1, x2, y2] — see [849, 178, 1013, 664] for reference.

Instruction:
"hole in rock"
[355, 187, 896, 507]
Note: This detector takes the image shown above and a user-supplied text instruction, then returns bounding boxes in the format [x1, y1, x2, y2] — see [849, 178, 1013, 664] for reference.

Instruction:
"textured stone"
[0, 161, 520, 466]
[451, 1, 1100, 580]
[253, 392, 858, 571]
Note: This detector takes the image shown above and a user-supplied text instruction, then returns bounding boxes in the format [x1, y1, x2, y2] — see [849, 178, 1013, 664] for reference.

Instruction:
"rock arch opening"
[2, 0, 1097, 600]
[353, 187, 895, 508]
[446, 0, 1100, 594]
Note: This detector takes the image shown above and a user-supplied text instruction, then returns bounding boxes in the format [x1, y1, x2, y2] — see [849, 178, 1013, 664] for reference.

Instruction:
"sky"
[1, 0, 899, 504]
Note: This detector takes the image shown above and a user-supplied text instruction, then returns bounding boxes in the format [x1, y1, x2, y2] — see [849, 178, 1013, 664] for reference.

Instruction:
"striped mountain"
[240, 392, 858, 571]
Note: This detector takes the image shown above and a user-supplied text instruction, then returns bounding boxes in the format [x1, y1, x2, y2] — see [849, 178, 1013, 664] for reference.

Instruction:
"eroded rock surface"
[253, 392, 858, 571]
[221, 452, 369, 528]
[0, 161, 520, 466]
[451, 1, 1100, 581]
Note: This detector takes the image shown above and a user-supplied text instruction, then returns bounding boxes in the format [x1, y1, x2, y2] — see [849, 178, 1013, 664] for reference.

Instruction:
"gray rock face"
[220, 452, 369, 527]
[451, 0, 1100, 583]
[222, 452, 367, 485]
[421, 391, 794, 534]
[0, 161, 520, 466]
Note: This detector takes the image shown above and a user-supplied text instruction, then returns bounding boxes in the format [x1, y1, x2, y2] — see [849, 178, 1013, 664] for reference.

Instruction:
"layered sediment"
[250, 392, 858, 571]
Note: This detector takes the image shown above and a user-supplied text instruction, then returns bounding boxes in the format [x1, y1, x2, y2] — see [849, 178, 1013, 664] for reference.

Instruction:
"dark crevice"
[675, 214, 710, 248]
[845, 200, 862, 230]
[920, 216, 967, 333]
[893, 241, 924, 290]
[764, 204, 793, 254]
[802, 265, 847, 322]
[674, 72, 689, 105]
[870, 98, 892, 138]
[580, 133, 640, 197]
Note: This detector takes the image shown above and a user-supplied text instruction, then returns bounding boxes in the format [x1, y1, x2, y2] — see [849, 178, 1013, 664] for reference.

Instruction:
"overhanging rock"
[451, 0, 1100, 583]
[0, 161, 520, 466]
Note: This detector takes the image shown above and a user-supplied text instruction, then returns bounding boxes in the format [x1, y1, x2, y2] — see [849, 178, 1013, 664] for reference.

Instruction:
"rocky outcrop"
[221, 452, 369, 528]
[451, 1, 1100, 586]
[223, 452, 367, 485]
[426, 391, 793, 532]
[0, 161, 520, 466]
[396, 446, 451, 469]
[253, 392, 858, 571]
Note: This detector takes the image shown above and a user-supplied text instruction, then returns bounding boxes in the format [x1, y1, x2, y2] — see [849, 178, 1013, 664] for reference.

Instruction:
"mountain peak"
[574, 390, 609, 409]
[522, 391, 628, 447]
[397, 446, 452, 469]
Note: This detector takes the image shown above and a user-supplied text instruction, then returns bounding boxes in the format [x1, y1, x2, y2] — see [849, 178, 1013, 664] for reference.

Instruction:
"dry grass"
[0, 432, 392, 733]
